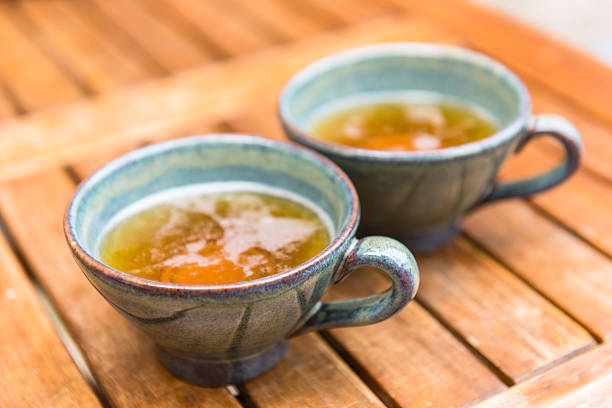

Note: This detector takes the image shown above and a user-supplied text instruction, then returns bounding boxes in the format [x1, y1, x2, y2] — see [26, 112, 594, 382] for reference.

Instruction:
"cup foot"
[157, 341, 288, 386]
[396, 221, 461, 254]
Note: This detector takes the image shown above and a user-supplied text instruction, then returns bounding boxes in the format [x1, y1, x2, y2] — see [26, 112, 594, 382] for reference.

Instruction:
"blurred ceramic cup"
[64, 135, 419, 386]
[279, 43, 583, 253]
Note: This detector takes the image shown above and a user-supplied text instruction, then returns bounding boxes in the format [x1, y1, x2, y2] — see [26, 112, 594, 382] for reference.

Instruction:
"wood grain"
[465, 201, 612, 341]
[64, 128, 451, 408]
[418, 237, 594, 382]
[0, 15, 417, 182]
[527, 80, 612, 180]
[399, 0, 612, 127]
[475, 342, 612, 407]
[246, 334, 384, 407]
[87, 0, 213, 71]
[0, 170, 239, 408]
[383, 3, 612, 181]
[153, 0, 272, 56]
[226, 0, 327, 40]
[0, 230, 100, 407]
[0, 1, 611, 405]
[0, 91, 17, 120]
[17, 0, 158, 92]
[496, 136, 612, 257]
[0, 5, 81, 110]
[326, 269, 506, 407]
[305, 0, 394, 25]
[68, 120, 232, 179]
[7, 162, 388, 407]
[223, 16, 464, 138]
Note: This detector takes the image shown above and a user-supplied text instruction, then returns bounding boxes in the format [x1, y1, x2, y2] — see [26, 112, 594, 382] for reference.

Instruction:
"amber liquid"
[310, 95, 498, 151]
[99, 186, 331, 285]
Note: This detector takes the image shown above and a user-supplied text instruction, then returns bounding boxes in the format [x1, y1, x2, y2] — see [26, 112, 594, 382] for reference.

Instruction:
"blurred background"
[477, 0, 612, 65]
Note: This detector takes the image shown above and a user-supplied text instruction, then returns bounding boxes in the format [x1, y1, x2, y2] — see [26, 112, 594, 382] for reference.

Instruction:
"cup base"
[398, 221, 461, 254]
[157, 341, 288, 386]
[360, 221, 461, 254]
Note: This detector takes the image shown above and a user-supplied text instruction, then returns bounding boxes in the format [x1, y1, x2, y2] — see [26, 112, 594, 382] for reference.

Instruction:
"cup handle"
[289, 236, 419, 336]
[477, 114, 583, 205]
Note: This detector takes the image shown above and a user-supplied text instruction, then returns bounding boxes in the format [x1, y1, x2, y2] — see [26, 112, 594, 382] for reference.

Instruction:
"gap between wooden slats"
[0, 3, 83, 109]
[225, 94, 597, 386]
[12, 0, 162, 93]
[0, 168, 244, 407]
[0, 8, 111, 402]
[65, 117, 505, 408]
[58, 9, 608, 402]
[0, 217, 102, 407]
[0, 82, 20, 118]
[1, 7, 612, 380]
[0, 15, 416, 182]
[84, 0, 214, 72]
[473, 342, 612, 407]
[222, 0, 329, 40]
[142, 0, 273, 57]
[330, 7, 612, 342]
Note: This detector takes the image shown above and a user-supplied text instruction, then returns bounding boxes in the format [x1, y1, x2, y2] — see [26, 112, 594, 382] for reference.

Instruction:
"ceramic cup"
[279, 43, 583, 253]
[64, 135, 419, 386]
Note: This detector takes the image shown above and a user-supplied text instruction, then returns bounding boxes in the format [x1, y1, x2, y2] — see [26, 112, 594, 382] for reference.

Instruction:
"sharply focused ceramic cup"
[64, 135, 419, 386]
[279, 43, 583, 253]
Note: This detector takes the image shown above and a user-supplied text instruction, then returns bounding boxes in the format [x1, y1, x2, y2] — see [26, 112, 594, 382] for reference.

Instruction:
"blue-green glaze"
[64, 135, 419, 386]
[279, 43, 583, 252]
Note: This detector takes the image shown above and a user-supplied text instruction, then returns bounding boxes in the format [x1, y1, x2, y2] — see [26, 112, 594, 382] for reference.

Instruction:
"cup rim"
[64, 134, 360, 296]
[278, 42, 532, 162]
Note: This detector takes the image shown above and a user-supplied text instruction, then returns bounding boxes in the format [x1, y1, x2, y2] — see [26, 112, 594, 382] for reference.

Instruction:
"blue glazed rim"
[64, 135, 360, 296]
[278, 42, 532, 163]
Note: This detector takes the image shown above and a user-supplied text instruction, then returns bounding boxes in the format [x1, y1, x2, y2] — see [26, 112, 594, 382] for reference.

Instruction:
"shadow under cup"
[280, 43, 582, 253]
[64, 135, 419, 386]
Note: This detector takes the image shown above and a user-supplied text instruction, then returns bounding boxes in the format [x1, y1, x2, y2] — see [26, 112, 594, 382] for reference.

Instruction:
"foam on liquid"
[98, 183, 333, 285]
[307, 91, 499, 151]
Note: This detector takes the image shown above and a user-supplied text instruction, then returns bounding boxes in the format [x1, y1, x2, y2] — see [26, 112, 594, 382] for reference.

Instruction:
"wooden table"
[1, 0, 611, 406]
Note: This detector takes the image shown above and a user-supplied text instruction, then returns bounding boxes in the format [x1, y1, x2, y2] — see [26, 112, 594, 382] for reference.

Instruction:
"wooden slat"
[69, 118, 228, 179]
[227, 73, 595, 385]
[326, 269, 506, 407]
[67, 142, 504, 408]
[496, 136, 612, 257]
[465, 201, 612, 341]
[418, 237, 594, 382]
[17, 0, 158, 92]
[0, 15, 417, 182]
[0, 90, 17, 120]
[305, 0, 394, 24]
[398, 0, 612, 129]
[222, 16, 464, 139]
[0, 170, 239, 407]
[86, 0, 213, 71]
[475, 342, 612, 407]
[245, 334, 384, 407]
[350, 8, 612, 181]
[152, 0, 272, 56]
[530, 172, 612, 257]
[0, 231, 100, 406]
[70, 142, 145, 181]
[0, 5, 81, 110]
[226, 0, 328, 40]
[528, 81, 612, 180]
[227, 91, 510, 407]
